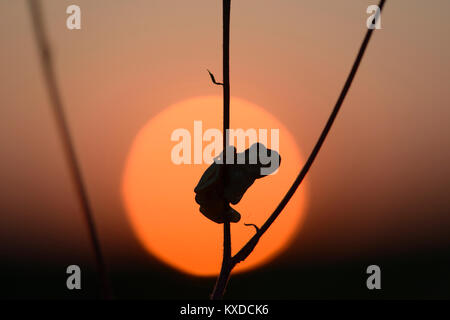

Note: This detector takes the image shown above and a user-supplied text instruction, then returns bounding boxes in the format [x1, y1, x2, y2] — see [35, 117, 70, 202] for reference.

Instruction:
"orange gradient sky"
[1, 0, 450, 270]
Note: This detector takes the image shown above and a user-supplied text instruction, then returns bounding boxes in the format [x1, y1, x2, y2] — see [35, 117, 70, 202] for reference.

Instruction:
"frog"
[194, 143, 281, 224]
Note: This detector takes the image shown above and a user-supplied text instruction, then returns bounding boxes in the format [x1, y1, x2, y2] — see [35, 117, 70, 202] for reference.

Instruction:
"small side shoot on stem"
[207, 69, 224, 86]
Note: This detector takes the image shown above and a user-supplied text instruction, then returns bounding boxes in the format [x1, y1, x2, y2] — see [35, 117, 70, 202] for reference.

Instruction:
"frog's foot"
[226, 206, 241, 223]
[198, 203, 241, 224]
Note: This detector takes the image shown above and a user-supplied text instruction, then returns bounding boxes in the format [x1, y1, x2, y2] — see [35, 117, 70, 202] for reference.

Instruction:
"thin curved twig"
[207, 69, 224, 86]
[244, 223, 260, 233]
[231, 0, 387, 268]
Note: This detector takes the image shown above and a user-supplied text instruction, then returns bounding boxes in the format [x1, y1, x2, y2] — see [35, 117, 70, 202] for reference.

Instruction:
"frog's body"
[194, 143, 281, 224]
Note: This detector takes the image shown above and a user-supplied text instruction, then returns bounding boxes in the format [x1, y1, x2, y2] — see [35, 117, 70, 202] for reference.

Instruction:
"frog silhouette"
[194, 143, 281, 224]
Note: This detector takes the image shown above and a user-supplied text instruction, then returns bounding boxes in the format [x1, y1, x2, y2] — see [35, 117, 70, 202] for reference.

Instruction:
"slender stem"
[211, 223, 232, 300]
[222, 0, 231, 262]
[211, 0, 387, 298]
[232, 0, 387, 267]
[211, 0, 232, 300]
[27, 0, 112, 299]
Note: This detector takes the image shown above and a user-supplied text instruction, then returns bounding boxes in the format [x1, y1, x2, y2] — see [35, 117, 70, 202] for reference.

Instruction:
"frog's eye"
[213, 145, 236, 164]
[259, 152, 281, 176]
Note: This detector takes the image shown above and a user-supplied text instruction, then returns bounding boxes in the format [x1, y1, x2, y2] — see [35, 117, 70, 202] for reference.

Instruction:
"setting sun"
[122, 96, 308, 276]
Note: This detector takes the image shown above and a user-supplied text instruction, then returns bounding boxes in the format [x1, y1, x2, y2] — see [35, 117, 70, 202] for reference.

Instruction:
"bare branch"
[231, 0, 387, 266]
[231, 235, 259, 266]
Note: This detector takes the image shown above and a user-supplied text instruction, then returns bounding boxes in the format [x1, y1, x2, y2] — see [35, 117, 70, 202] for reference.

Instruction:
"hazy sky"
[1, 0, 450, 271]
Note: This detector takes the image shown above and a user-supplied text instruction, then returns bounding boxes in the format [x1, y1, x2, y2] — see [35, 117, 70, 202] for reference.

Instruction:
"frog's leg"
[225, 205, 241, 223]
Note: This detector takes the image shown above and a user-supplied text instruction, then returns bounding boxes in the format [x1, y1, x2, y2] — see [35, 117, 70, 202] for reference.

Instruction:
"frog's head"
[244, 143, 281, 178]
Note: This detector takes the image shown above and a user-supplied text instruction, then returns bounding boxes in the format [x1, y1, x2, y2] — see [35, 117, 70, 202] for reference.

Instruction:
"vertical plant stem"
[27, 0, 112, 299]
[222, 0, 231, 266]
[211, 219, 231, 300]
[211, 0, 387, 299]
[211, 0, 232, 300]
